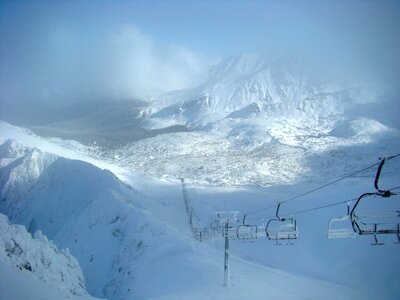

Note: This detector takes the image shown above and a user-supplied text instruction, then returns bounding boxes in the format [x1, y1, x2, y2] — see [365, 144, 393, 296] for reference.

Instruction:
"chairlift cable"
[248, 184, 399, 222]
[281, 163, 382, 204]
[387, 153, 400, 160]
[246, 198, 357, 222]
[244, 154, 400, 217]
[284, 198, 359, 216]
[284, 184, 399, 219]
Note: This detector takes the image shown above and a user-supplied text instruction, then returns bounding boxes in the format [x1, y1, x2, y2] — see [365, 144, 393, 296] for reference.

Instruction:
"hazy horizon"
[1, 0, 400, 121]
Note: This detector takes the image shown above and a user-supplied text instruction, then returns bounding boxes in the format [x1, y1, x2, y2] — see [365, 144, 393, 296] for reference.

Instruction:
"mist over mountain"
[2, 51, 396, 186]
[142, 53, 390, 130]
[1, 1, 400, 299]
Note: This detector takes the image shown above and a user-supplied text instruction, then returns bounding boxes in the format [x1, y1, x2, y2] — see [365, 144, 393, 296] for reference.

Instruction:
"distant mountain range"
[141, 53, 382, 132]
[4, 53, 398, 185]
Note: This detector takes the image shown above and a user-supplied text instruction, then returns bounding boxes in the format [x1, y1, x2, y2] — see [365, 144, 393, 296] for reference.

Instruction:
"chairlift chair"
[327, 202, 356, 239]
[237, 214, 258, 239]
[350, 157, 399, 245]
[257, 226, 267, 238]
[213, 211, 239, 226]
[265, 203, 299, 245]
[350, 158, 400, 245]
[222, 225, 239, 239]
[351, 196, 400, 245]
[209, 213, 227, 238]
[199, 227, 213, 241]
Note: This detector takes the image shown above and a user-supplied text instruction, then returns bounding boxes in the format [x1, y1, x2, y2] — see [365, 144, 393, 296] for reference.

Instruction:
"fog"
[1, 0, 399, 122]
[0, 3, 209, 106]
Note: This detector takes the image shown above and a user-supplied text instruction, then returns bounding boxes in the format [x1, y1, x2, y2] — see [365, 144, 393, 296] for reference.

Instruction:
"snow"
[63, 56, 396, 186]
[0, 262, 96, 300]
[141, 54, 371, 130]
[329, 117, 392, 139]
[124, 54, 399, 185]
[0, 213, 97, 300]
[1, 122, 399, 299]
[0, 53, 399, 300]
[0, 139, 165, 298]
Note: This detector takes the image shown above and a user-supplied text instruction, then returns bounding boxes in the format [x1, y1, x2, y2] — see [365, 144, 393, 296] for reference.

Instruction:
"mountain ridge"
[141, 53, 375, 131]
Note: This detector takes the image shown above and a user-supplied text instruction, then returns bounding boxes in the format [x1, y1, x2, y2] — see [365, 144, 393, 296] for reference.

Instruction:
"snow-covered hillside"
[0, 139, 169, 299]
[8, 54, 396, 186]
[0, 213, 96, 300]
[0, 53, 398, 300]
[2, 132, 396, 299]
[80, 54, 397, 185]
[141, 54, 381, 130]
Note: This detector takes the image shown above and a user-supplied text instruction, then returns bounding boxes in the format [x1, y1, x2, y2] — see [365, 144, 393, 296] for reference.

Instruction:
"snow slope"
[0, 130, 390, 299]
[99, 116, 398, 186]
[0, 213, 97, 300]
[0, 139, 168, 299]
[0, 262, 96, 300]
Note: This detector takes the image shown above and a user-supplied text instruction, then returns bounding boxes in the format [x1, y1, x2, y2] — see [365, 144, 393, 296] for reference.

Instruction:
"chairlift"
[213, 211, 239, 227]
[237, 214, 258, 239]
[351, 195, 399, 245]
[222, 225, 240, 239]
[265, 203, 298, 245]
[209, 213, 228, 237]
[374, 157, 391, 195]
[210, 217, 220, 230]
[197, 227, 214, 241]
[350, 157, 399, 245]
[327, 202, 356, 239]
[213, 211, 239, 239]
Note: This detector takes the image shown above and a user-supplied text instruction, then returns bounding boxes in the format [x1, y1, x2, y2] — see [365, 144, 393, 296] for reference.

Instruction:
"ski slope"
[1, 121, 399, 299]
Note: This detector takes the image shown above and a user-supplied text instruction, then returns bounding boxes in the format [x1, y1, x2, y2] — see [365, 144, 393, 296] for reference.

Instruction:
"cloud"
[105, 26, 210, 99]
[1, 0, 399, 116]
[0, 20, 210, 107]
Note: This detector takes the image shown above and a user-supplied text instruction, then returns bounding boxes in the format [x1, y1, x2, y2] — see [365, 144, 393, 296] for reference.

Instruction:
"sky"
[0, 0, 400, 115]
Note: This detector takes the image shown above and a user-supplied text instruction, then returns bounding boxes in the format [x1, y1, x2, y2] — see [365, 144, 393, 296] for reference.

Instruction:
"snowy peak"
[209, 54, 262, 79]
[0, 140, 58, 214]
[209, 52, 303, 81]
[142, 53, 361, 130]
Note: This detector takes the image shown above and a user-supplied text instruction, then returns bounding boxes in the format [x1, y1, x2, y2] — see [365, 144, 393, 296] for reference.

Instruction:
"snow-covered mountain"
[2, 133, 397, 299]
[7, 53, 396, 185]
[86, 54, 397, 185]
[141, 54, 379, 131]
[0, 53, 399, 299]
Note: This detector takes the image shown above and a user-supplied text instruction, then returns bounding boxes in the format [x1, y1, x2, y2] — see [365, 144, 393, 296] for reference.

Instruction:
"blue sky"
[1, 0, 400, 105]
[3, 0, 399, 56]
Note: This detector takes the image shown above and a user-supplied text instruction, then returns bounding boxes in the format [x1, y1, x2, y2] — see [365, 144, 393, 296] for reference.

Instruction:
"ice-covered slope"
[0, 213, 96, 299]
[0, 137, 381, 300]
